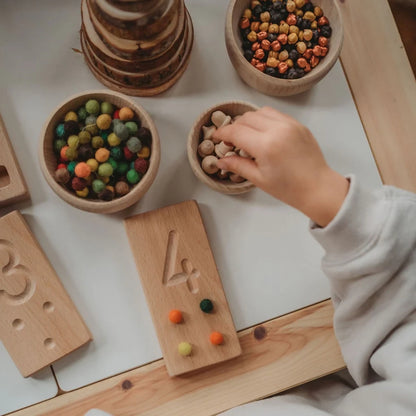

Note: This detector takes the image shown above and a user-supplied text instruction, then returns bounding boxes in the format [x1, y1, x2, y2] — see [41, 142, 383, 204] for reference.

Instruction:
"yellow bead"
[86, 158, 99, 172]
[108, 132, 121, 147]
[97, 175, 110, 184]
[137, 146, 150, 159]
[64, 111, 78, 122]
[76, 187, 89, 198]
[96, 114, 112, 130]
[67, 135, 80, 149]
[178, 342, 192, 356]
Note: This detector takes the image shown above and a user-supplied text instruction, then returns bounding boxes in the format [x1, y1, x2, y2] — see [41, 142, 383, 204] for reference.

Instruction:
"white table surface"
[0, 0, 381, 413]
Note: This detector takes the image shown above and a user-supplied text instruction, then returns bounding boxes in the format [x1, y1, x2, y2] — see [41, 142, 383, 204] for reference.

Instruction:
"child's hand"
[213, 107, 349, 227]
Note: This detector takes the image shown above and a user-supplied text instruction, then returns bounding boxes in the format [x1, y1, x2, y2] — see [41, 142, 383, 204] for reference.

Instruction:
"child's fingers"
[213, 124, 259, 156]
[217, 156, 259, 184]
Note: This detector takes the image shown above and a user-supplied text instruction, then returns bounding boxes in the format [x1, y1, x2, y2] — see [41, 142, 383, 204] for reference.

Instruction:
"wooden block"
[124, 200, 242, 376]
[0, 211, 92, 377]
[0, 114, 30, 206]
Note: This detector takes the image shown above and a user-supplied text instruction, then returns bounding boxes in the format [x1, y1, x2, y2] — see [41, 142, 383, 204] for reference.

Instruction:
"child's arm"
[214, 107, 416, 388]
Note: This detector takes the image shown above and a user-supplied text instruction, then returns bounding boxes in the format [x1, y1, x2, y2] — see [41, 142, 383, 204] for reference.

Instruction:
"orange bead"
[95, 148, 110, 163]
[210, 331, 224, 345]
[74, 162, 91, 178]
[169, 309, 183, 324]
[119, 107, 134, 121]
[60, 145, 69, 161]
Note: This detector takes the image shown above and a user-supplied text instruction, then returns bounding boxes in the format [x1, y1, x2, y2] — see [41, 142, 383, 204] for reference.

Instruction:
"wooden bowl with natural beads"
[39, 90, 160, 214]
[225, 0, 343, 96]
[187, 101, 258, 195]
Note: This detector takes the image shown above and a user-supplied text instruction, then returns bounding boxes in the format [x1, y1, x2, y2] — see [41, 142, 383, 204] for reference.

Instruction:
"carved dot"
[12, 319, 24, 330]
[254, 326, 267, 340]
[43, 301, 55, 313]
[122, 380, 133, 390]
[44, 338, 56, 350]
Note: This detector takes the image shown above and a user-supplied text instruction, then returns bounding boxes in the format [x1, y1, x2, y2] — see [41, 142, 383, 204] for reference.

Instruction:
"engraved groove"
[162, 230, 200, 293]
[0, 239, 36, 306]
[0, 165, 10, 188]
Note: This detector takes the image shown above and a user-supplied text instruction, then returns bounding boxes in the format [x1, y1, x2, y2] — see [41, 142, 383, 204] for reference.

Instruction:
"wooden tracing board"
[0, 211, 92, 377]
[0, 114, 29, 207]
[124, 200, 242, 376]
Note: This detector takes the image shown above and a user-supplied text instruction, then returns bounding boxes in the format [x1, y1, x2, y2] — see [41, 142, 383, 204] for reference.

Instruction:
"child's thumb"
[217, 156, 257, 183]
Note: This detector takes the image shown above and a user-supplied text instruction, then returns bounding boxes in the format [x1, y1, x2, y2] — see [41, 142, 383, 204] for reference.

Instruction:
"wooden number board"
[0, 114, 29, 206]
[124, 200, 241, 376]
[0, 211, 92, 377]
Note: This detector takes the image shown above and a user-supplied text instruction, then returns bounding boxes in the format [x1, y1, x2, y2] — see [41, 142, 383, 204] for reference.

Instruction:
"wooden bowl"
[39, 90, 160, 214]
[225, 0, 343, 96]
[187, 101, 258, 195]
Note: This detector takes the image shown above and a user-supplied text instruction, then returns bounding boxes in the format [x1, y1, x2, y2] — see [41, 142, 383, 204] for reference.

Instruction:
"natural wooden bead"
[303, 29, 313, 41]
[251, 41, 261, 51]
[304, 11, 316, 21]
[296, 9, 304, 17]
[277, 34, 288, 45]
[257, 31, 268, 41]
[296, 41, 307, 54]
[243, 8, 252, 19]
[313, 45, 322, 56]
[255, 62, 266, 72]
[259, 22, 270, 32]
[268, 50, 278, 59]
[198, 140, 215, 157]
[279, 23, 289, 35]
[229, 173, 245, 183]
[289, 25, 299, 35]
[286, 13, 297, 26]
[201, 155, 219, 175]
[271, 40, 281, 51]
[287, 58, 294, 68]
[278, 50, 289, 61]
[310, 55, 320, 68]
[202, 125, 217, 140]
[261, 39, 271, 50]
[298, 30, 304, 41]
[211, 111, 231, 128]
[303, 49, 313, 59]
[266, 57, 279, 68]
[251, 0, 260, 8]
[247, 30, 257, 42]
[319, 36, 329, 47]
[297, 57, 307, 68]
[295, 0, 305, 8]
[318, 16, 329, 26]
[215, 141, 233, 158]
[260, 11, 270, 22]
[310, 20, 318, 29]
[268, 24, 279, 34]
[239, 148, 252, 158]
[314, 6, 323, 17]
[286, 0, 296, 12]
[288, 33, 298, 44]
[254, 48, 265, 60]
[320, 46, 329, 57]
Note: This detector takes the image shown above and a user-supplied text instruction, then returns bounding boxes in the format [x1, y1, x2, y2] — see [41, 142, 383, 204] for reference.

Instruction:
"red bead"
[56, 163, 67, 170]
[113, 109, 120, 119]
[123, 146, 134, 160]
[71, 177, 87, 191]
[134, 158, 148, 174]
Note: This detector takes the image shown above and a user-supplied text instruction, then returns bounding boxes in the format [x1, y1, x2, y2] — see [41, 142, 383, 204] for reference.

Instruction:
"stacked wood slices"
[80, 0, 194, 96]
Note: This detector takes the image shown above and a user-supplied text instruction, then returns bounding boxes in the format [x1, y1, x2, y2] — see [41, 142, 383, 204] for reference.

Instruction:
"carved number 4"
[162, 231, 200, 294]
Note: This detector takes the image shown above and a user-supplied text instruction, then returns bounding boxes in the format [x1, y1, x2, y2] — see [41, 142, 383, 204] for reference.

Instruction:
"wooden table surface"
[7, 0, 416, 415]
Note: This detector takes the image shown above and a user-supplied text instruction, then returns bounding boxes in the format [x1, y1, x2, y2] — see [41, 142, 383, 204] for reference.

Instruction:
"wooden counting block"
[0, 211, 92, 377]
[124, 200, 242, 376]
[0, 114, 30, 207]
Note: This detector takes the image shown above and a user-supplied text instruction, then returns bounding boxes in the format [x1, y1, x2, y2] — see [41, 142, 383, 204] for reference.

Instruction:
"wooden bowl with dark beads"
[225, 0, 343, 96]
[39, 90, 160, 214]
[187, 101, 258, 195]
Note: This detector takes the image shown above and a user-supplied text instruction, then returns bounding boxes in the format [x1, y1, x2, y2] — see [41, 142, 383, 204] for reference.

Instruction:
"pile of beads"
[198, 111, 251, 183]
[239, 0, 332, 79]
[53, 99, 152, 201]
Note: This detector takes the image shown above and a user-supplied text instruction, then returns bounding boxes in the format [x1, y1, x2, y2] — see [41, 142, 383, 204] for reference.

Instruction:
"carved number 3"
[0, 239, 35, 306]
[162, 231, 200, 294]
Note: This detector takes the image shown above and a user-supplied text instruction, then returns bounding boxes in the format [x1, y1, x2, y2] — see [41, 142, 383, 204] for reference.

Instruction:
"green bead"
[125, 121, 138, 136]
[77, 107, 87, 121]
[55, 123, 65, 138]
[92, 179, 106, 194]
[54, 138, 66, 153]
[126, 169, 141, 184]
[79, 130, 91, 144]
[114, 123, 129, 141]
[108, 158, 118, 170]
[101, 102, 114, 115]
[67, 135, 79, 149]
[67, 161, 77, 176]
[116, 161, 129, 176]
[110, 147, 122, 161]
[98, 162, 113, 177]
[91, 136, 104, 149]
[126, 137, 142, 153]
[199, 299, 213, 313]
[100, 130, 110, 142]
[85, 99, 100, 115]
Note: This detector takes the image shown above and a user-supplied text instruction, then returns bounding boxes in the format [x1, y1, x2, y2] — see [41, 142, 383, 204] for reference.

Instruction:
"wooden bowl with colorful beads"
[225, 0, 343, 96]
[187, 101, 258, 195]
[39, 90, 160, 214]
